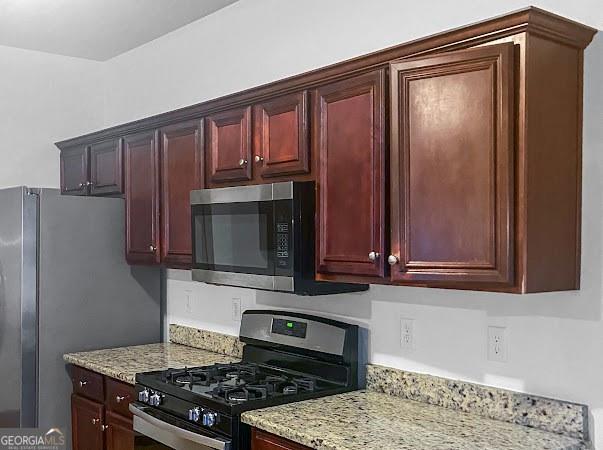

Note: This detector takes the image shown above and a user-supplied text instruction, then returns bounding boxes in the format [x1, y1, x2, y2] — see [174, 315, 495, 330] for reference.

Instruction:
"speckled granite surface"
[241, 390, 587, 450]
[366, 364, 588, 441]
[169, 323, 244, 358]
[63, 342, 239, 384]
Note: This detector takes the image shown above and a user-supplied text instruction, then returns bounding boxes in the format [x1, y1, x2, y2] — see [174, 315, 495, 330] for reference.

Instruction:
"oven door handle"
[129, 403, 231, 450]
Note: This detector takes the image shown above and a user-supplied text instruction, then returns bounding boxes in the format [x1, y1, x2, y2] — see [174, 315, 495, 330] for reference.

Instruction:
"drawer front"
[106, 377, 135, 418]
[71, 366, 104, 402]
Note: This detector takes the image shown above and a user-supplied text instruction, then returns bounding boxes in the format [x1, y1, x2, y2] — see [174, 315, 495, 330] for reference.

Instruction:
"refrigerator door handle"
[21, 187, 39, 427]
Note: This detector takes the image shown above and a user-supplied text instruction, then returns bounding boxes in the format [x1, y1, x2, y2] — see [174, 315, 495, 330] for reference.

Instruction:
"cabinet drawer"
[106, 378, 135, 418]
[71, 366, 104, 403]
[252, 429, 310, 450]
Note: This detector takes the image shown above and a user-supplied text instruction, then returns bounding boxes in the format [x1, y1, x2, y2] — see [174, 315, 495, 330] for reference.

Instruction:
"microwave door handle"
[130, 404, 231, 450]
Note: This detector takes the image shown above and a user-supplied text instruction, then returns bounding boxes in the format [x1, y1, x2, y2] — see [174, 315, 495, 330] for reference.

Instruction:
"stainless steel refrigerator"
[0, 187, 161, 435]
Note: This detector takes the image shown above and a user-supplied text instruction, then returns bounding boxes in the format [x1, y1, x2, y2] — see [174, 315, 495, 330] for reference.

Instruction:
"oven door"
[130, 404, 231, 450]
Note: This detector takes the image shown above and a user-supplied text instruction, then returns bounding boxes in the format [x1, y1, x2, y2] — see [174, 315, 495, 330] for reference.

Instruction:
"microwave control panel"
[276, 222, 290, 266]
[274, 200, 293, 273]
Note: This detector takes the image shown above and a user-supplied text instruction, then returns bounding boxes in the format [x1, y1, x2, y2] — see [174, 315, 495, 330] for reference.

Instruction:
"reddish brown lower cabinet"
[105, 411, 134, 450]
[251, 428, 311, 450]
[389, 43, 515, 285]
[70, 365, 134, 450]
[160, 120, 204, 268]
[71, 394, 104, 450]
[124, 130, 161, 265]
[313, 70, 386, 280]
[206, 106, 252, 184]
[253, 91, 309, 178]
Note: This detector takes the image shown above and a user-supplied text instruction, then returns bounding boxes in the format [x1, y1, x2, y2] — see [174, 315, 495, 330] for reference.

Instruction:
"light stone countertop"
[241, 390, 586, 450]
[63, 342, 240, 385]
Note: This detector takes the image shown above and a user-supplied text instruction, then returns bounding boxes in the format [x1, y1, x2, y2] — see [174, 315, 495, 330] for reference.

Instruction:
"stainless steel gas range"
[130, 310, 366, 449]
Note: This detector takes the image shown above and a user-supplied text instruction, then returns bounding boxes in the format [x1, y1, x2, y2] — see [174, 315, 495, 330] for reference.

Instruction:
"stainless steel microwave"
[190, 181, 368, 295]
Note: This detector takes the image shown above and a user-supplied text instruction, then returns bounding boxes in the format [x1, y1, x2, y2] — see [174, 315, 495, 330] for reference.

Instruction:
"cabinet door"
[253, 91, 309, 178]
[206, 106, 252, 183]
[124, 130, 160, 265]
[389, 43, 514, 285]
[90, 139, 123, 196]
[71, 394, 104, 450]
[106, 411, 134, 450]
[252, 429, 310, 450]
[160, 120, 204, 268]
[60, 146, 89, 195]
[313, 71, 385, 279]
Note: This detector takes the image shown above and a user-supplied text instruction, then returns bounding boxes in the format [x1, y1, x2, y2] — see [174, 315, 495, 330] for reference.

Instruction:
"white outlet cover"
[184, 290, 193, 313]
[232, 298, 242, 322]
[400, 318, 414, 350]
[487, 326, 507, 362]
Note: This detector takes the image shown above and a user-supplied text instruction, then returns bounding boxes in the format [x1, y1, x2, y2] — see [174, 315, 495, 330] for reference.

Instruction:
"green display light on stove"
[287, 322, 294, 328]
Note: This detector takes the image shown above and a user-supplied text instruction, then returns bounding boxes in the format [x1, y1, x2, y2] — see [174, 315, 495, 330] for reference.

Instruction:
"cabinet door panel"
[254, 92, 309, 177]
[60, 147, 89, 195]
[90, 139, 123, 196]
[124, 130, 160, 265]
[314, 71, 385, 278]
[390, 43, 514, 284]
[160, 120, 203, 268]
[106, 411, 134, 450]
[207, 106, 252, 183]
[71, 394, 104, 450]
[252, 429, 310, 450]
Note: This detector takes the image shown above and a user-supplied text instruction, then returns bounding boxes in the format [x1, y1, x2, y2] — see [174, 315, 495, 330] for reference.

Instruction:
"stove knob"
[149, 393, 162, 407]
[202, 411, 217, 427]
[188, 407, 201, 422]
[138, 389, 150, 403]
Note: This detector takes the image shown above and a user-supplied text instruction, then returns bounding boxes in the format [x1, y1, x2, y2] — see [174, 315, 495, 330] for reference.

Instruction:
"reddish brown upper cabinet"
[313, 71, 386, 280]
[60, 146, 89, 195]
[253, 91, 309, 178]
[89, 139, 123, 196]
[71, 394, 104, 450]
[55, 9, 594, 292]
[206, 106, 252, 184]
[124, 130, 160, 265]
[160, 120, 204, 268]
[389, 44, 515, 285]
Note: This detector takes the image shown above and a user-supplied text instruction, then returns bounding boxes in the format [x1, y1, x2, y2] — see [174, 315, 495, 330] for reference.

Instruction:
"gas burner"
[212, 385, 268, 403]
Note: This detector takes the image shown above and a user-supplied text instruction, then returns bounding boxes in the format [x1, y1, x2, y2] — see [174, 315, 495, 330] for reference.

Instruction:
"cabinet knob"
[78, 182, 85, 189]
[79, 380, 87, 387]
[86, 181, 94, 187]
[101, 425, 109, 432]
[91, 418, 100, 425]
[368, 251, 380, 261]
[115, 395, 126, 403]
[149, 244, 157, 252]
[254, 155, 263, 163]
[388, 255, 399, 265]
[238, 159, 247, 167]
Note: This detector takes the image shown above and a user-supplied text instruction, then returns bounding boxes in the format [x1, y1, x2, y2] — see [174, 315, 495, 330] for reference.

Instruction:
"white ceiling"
[0, 0, 238, 60]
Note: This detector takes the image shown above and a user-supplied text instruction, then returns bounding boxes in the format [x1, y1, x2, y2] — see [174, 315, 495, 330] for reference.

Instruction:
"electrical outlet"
[400, 318, 414, 350]
[184, 290, 193, 313]
[487, 326, 507, 362]
[232, 298, 242, 322]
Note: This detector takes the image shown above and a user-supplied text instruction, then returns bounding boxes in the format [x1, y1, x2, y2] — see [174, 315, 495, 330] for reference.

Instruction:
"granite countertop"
[63, 342, 240, 384]
[241, 390, 586, 450]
